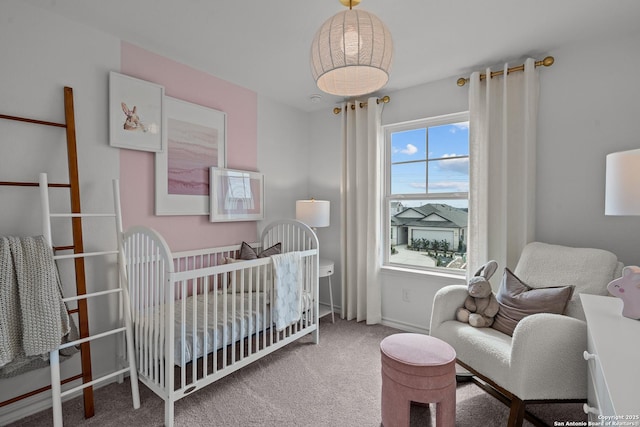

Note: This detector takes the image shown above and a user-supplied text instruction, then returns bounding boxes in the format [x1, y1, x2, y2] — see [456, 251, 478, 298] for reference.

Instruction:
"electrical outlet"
[402, 289, 410, 303]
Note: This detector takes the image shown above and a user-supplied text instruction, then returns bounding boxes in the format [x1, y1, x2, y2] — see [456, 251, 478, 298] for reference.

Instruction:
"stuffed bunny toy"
[456, 260, 500, 328]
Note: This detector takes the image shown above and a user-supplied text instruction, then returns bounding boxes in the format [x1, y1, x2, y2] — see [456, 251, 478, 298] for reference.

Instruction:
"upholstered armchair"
[430, 242, 623, 427]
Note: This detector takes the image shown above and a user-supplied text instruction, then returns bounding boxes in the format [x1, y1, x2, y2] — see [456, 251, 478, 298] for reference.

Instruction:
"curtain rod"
[456, 56, 554, 87]
[332, 95, 390, 115]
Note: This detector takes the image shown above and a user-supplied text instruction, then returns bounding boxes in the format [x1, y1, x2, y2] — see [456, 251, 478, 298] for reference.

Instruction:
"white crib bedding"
[174, 291, 271, 366]
[139, 289, 314, 367]
[139, 291, 270, 367]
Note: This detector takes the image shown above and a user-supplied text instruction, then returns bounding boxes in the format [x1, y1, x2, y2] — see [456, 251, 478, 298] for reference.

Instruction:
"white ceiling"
[24, 0, 640, 112]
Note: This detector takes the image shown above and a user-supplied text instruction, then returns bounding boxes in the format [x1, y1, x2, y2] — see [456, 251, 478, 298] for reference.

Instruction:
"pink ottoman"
[380, 333, 456, 427]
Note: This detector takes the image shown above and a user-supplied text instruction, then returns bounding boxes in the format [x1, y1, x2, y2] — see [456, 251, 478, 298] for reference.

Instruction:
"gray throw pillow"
[239, 241, 281, 260]
[492, 268, 574, 336]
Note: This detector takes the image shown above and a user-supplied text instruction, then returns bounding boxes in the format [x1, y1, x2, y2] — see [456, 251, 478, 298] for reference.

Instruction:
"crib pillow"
[239, 241, 281, 260]
[223, 241, 281, 294]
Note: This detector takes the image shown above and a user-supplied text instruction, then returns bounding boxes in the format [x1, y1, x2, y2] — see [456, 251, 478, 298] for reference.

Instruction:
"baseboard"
[320, 306, 429, 334]
[0, 392, 56, 426]
[380, 317, 429, 334]
[0, 373, 123, 425]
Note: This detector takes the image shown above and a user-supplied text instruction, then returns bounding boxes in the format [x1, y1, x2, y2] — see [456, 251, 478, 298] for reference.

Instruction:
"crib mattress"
[139, 291, 270, 367]
[139, 289, 313, 367]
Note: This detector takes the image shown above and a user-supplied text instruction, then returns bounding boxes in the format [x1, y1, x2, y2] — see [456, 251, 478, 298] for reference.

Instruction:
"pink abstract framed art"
[155, 96, 226, 215]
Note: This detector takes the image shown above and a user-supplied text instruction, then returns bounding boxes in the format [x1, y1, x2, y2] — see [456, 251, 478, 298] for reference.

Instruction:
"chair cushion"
[431, 320, 512, 389]
[492, 268, 574, 336]
[513, 242, 620, 320]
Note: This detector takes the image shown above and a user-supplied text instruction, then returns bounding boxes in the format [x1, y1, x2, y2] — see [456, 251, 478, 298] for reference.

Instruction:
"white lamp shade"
[605, 149, 640, 215]
[296, 200, 330, 228]
[310, 8, 393, 97]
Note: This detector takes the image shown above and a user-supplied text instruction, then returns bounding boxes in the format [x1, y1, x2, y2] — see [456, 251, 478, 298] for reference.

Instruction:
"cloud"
[428, 181, 469, 192]
[399, 143, 418, 155]
[406, 181, 468, 193]
[437, 156, 469, 174]
[449, 122, 470, 133]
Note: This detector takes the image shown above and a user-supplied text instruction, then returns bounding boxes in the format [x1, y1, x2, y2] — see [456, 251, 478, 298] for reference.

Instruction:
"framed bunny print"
[109, 71, 164, 152]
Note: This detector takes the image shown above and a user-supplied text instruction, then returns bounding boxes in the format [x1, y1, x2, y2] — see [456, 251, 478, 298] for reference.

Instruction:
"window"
[384, 112, 469, 272]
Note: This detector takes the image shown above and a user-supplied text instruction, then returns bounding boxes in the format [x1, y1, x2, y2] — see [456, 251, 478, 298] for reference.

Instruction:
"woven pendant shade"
[310, 8, 393, 97]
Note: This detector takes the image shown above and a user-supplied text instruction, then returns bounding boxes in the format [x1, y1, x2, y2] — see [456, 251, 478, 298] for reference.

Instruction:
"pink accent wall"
[120, 42, 258, 251]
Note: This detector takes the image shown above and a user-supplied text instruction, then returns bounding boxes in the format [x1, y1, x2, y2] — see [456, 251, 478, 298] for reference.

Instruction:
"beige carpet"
[9, 317, 586, 426]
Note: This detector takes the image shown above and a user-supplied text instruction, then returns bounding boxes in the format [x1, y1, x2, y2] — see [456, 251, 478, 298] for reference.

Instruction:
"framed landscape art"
[209, 168, 264, 222]
[109, 71, 164, 152]
[155, 97, 226, 215]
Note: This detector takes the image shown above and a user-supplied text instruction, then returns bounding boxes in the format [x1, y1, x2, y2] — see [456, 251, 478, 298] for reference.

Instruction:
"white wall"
[0, 1, 121, 422]
[308, 29, 640, 333]
[257, 96, 310, 229]
[536, 31, 640, 266]
[307, 109, 343, 312]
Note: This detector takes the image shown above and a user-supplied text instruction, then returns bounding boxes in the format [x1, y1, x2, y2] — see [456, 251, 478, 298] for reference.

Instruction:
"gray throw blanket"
[0, 236, 79, 378]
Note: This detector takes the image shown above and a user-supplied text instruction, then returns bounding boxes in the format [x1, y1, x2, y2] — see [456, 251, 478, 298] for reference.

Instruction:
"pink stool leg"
[434, 382, 456, 427]
[381, 375, 411, 427]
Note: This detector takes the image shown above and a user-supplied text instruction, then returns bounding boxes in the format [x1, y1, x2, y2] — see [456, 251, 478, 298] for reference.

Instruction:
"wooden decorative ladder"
[0, 87, 139, 424]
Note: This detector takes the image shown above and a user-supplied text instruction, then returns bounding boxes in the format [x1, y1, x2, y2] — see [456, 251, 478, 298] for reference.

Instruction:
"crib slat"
[202, 278, 209, 379]
[212, 277, 218, 375]
[222, 272, 228, 369]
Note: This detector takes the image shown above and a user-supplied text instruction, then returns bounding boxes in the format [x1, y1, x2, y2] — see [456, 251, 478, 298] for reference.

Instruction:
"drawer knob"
[583, 403, 599, 415]
[583, 350, 597, 361]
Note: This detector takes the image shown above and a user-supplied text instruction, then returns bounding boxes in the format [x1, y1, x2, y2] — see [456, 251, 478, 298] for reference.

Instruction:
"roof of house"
[392, 204, 468, 229]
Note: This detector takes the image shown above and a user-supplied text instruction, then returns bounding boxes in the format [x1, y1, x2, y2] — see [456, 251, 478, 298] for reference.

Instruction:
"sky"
[391, 122, 469, 197]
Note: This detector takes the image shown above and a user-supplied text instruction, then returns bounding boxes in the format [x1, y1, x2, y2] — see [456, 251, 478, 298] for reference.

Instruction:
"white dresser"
[581, 294, 640, 425]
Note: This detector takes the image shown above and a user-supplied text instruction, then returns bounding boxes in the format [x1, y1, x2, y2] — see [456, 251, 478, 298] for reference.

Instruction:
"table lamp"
[604, 148, 640, 319]
[605, 148, 640, 216]
[295, 199, 330, 232]
[296, 199, 334, 323]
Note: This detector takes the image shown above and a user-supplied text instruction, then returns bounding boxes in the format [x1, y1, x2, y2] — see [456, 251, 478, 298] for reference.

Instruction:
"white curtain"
[468, 58, 540, 277]
[340, 97, 383, 324]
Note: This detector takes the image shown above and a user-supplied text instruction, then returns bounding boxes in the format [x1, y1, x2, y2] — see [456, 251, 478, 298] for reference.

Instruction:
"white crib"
[121, 219, 319, 427]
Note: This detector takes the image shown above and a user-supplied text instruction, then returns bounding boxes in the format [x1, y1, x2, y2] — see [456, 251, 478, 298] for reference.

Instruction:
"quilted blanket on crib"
[0, 236, 78, 378]
[271, 252, 303, 331]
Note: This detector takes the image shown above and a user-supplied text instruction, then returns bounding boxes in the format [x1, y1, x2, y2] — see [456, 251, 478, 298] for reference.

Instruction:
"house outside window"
[383, 112, 469, 273]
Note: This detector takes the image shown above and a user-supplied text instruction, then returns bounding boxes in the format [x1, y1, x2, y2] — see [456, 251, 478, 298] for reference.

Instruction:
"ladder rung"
[58, 327, 127, 350]
[50, 213, 116, 218]
[0, 181, 71, 188]
[54, 245, 75, 251]
[60, 367, 131, 398]
[53, 250, 118, 260]
[0, 113, 66, 128]
[0, 373, 83, 408]
[62, 288, 122, 303]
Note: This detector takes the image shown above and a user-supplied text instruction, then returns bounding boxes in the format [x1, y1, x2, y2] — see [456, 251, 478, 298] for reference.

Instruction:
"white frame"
[109, 71, 164, 152]
[383, 111, 469, 272]
[155, 97, 226, 215]
[209, 167, 264, 222]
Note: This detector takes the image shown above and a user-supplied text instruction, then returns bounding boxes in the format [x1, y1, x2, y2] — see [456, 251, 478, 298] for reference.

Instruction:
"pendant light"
[310, 0, 393, 97]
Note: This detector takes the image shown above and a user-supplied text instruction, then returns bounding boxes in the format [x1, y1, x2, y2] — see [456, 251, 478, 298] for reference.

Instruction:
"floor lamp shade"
[296, 200, 330, 228]
[605, 149, 640, 215]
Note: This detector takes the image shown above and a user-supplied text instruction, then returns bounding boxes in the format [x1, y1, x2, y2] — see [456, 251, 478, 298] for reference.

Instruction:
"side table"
[319, 258, 335, 323]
